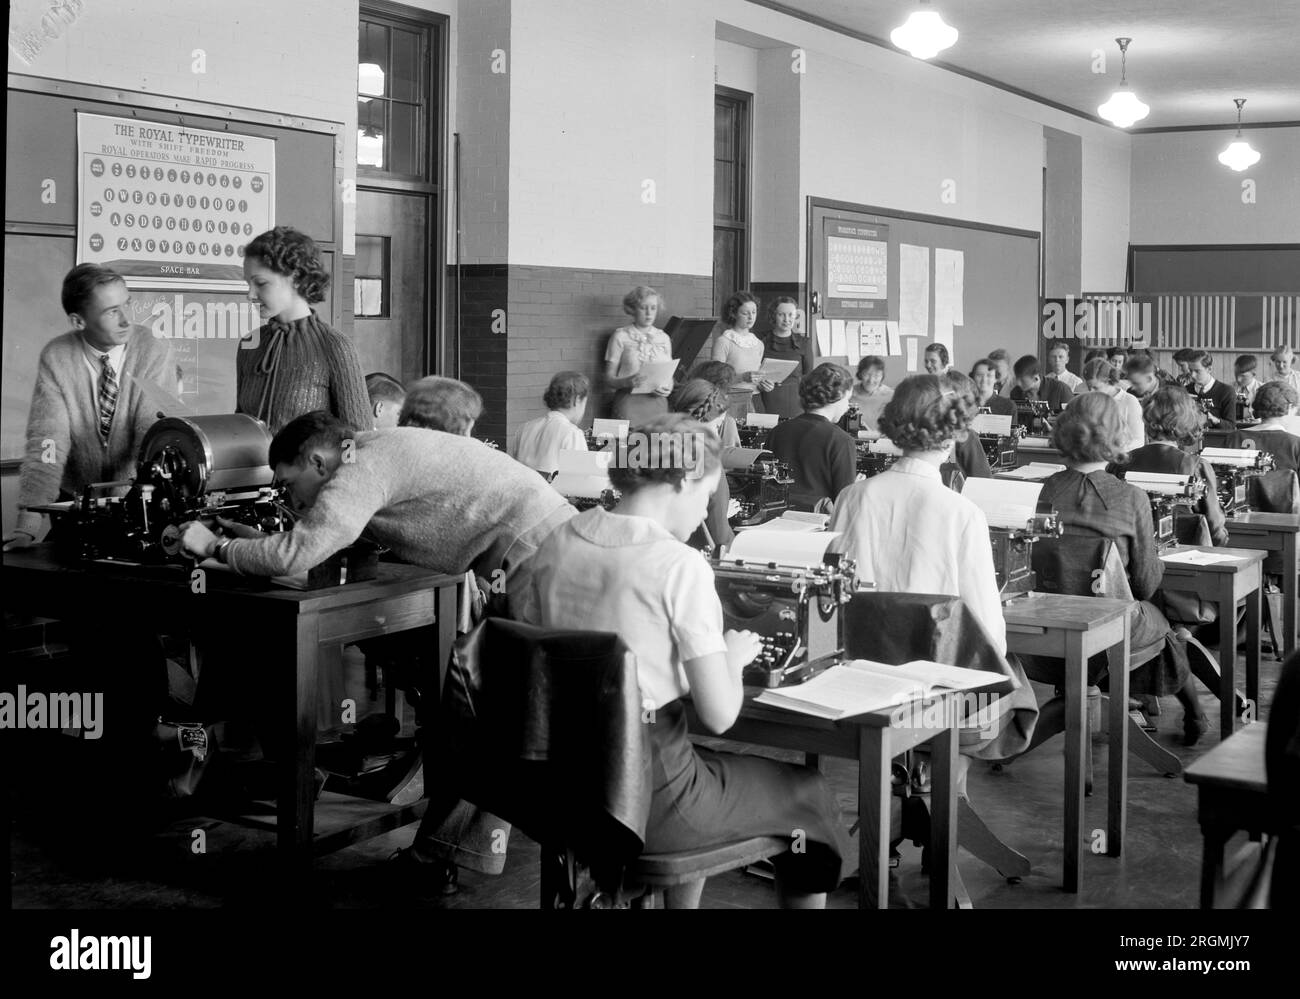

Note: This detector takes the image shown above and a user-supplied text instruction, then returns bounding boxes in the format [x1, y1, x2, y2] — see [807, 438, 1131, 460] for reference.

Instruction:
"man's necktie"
[98, 354, 118, 441]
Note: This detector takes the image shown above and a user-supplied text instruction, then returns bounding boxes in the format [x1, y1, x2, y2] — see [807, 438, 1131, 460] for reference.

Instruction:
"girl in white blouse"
[513, 414, 852, 907]
[711, 291, 773, 419]
[605, 285, 674, 425]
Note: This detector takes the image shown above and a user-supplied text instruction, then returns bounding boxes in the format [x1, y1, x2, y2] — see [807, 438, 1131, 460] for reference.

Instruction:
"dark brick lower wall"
[458, 264, 510, 443]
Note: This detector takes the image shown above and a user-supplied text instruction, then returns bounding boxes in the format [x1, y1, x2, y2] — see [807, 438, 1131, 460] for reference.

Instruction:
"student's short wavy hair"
[1269, 344, 1294, 363]
[924, 342, 949, 366]
[798, 362, 854, 411]
[970, 358, 997, 378]
[61, 263, 126, 316]
[857, 355, 885, 378]
[687, 360, 737, 390]
[1051, 392, 1128, 465]
[543, 371, 590, 410]
[723, 290, 759, 326]
[1083, 357, 1115, 385]
[245, 226, 330, 304]
[1186, 350, 1214, 370]
[365, 372, 406, 406]
[621, 285, 661, 316]
[1125, 354, 1155, 378]
[1234, 354, 1257, 374]
[879, 374, 976, 452]
[1143, 386, 1205, 445]
[1013, 355, 1041, 380]
[1173, 348, 1197, 364]
[669, 378, 728, 423]
[399, 376, 483, 435]
[269, 411, 354, 469]
[606, 414, 721, 494]
[1255, 381, 1299, 419]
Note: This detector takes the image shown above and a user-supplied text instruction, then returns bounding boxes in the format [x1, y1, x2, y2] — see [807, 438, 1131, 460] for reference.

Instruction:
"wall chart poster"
[77, 112, 276, 289]
[823, 218, 889, 319]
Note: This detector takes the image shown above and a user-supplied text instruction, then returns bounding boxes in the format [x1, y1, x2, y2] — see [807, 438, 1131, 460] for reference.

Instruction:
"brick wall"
[458, 264, 510, 443]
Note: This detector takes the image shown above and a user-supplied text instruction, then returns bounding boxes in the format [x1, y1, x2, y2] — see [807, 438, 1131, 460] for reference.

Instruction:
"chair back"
[435, 617, 651, 881]
[1030, 534, 1130, 601]
[1246, 469, 1300, 515]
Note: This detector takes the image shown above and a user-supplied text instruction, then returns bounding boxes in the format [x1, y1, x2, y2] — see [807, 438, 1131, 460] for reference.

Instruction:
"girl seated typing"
[512, 414, 852, 907]
[766, 363, 857, 513]
[1038, 394, 1206, 743]
[669, 378, 737, 554]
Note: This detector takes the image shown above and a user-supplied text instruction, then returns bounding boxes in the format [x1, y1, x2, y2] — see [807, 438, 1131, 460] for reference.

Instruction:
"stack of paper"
[1161, 549, 1243, 566]
[724, 529, 841, 568]
[962, 479, 1044, 530]
[551, 448, 613, 499]
[998, 463, 1065, 481]
[754, 658, 1000, 721]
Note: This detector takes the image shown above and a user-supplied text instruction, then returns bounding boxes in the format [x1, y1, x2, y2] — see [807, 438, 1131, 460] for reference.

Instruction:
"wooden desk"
[2, 546, 462, 875]
[1226, 512, 1299, 658]
[1002, 592, 1132, 893]
[1184, 723, 1273, 908]
[1158, 546, 1266, 741]
[689, 689, 960, 910]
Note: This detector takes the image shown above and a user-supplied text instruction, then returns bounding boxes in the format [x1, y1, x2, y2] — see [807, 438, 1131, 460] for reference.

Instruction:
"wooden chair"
[1019, 535, 1182, 788]
[1246, 470, 1300, 660]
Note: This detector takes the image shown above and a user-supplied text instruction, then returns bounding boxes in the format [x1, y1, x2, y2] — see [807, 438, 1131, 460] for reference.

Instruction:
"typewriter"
[736, 412, 781, 450]
[1013, 399, 1055, 436]
[552, 448, 620, 512]
[722, 447, 793, 527]
[1201, 447, 1274, 515]
[31, 415, 377, 586]
[988, 511, 1060, 594]
[584, 418, 629, 452]
[856, 432, 902, 477]
[1123, 472, 1207, 549]
[711, 544, 857, 689]
[1234, 391, 1256, 427]
[971, 413, 1023, 471]
[840, 404, 863, 436]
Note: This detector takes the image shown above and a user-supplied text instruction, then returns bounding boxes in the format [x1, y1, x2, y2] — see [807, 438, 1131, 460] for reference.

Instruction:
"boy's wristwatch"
[213, 538, 233, 563]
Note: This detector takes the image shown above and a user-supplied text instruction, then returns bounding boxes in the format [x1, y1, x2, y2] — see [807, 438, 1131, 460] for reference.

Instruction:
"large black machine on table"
[722, 446, 793, 528]
[711, 549, 858, 689]
[989, 510, 1061, 595]
[855, 432, 902, 477]
[1202, 447, 1274, 514]
[1014, 399, 1054, 436]
[32, 414, 378, 586]
[978, 423, 1024, 470]
[1120, 471, 1208, 549]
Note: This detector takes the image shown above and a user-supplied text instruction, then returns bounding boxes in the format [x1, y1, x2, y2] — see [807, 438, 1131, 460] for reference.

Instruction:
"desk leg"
[1064, 631, 1086, 893]
[858, 727, 891, 910]
[1217, 580, 1236, 744]
[435, 581, 459, 701]
[929, 725, 957, 910]
[1245, 584, 1261, 717]
[1106, 629, 1129, 859]
[1199, 824, 1225, 909]
[279, 613, 321, 877]
[1285, 533, 1298, 658]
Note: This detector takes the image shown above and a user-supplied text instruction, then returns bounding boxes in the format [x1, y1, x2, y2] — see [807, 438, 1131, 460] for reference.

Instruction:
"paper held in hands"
[630, 358, 679, 394]
[962, 478, 1044, 530]
[756, 358, 800, 385]
[754, 658, 1002, 721]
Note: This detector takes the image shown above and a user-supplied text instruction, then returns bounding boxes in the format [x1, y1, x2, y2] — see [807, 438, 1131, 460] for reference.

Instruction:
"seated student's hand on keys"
[724, 629, 763, 672]
[179, 520, 220, 558]
[213, 516, 265, 540]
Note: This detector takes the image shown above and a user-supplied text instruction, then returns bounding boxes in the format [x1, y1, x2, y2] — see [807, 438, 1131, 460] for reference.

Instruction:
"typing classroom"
[2, 0, 1298, 970]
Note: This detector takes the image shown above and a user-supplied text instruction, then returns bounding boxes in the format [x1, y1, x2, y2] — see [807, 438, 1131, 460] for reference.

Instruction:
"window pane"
[354, 235, 388, 318]
[713, 227, 738, 315]
[357, 99, 385, 168]
[358, 21, 388, 96]
[714, 104, 735, 159]
[388, 101, 420, 176]
[714, 162, 736, 221]
[391, 28, 421, 104]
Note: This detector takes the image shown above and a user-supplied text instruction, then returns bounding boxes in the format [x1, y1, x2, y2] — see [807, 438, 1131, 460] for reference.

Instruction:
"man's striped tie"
[98, 354, 118, 441]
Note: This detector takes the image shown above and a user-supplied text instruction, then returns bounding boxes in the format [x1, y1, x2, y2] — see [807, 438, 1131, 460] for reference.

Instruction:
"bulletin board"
[4, 76, 343, 464]
[807, 198, 1041, 374]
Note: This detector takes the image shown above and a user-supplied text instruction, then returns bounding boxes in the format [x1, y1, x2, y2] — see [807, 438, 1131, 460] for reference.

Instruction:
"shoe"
[387, 846, 459, 897]
[1182, 714, 1209, 747]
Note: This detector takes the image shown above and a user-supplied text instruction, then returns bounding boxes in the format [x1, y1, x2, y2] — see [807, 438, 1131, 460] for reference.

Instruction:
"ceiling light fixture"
[890, 0, 958, 60]
[1218, 99, 1262, 171]
[1097, 38, 1149, 128]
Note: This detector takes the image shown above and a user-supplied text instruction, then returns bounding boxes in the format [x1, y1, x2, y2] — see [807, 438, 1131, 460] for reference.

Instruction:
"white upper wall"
[1130, 127, 1300, 245]
[716, 38, 758, 92]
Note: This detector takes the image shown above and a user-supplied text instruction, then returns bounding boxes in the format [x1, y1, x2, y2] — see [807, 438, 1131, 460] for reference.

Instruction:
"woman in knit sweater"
[237, 227, 372, 434]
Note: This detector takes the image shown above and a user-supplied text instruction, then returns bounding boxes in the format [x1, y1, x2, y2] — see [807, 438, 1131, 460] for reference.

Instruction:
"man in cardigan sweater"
[4, 265, 173, 550]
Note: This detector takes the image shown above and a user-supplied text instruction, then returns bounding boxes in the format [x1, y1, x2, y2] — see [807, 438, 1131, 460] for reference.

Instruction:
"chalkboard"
[1129, 245, 1300, 295]
[808, 199, 1041, 375]
[4, 80, 341, 463]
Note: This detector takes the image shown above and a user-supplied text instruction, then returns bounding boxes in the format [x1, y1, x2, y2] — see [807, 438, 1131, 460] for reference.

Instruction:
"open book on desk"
[962, 478, 1044, 530]
[754, 658, 1002, 721]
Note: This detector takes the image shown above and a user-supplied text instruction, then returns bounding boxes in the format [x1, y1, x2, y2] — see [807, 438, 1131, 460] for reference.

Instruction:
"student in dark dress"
[758, 297, 815, 418]
[942, 370, 992, 481]
[970, 358, 1017, 417]
[1187, 350, 1237, 430]
[512, 414, 852, 907]
[669, 378, 735, 553]
[1037, 394, 1204, 743]
[1236, 382, 1300, 476]
[1010, 355, 1073, 413]
[767, 363, 857, 513]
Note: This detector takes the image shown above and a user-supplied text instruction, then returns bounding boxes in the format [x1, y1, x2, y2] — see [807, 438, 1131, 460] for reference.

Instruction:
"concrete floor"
[8, 644, 1284, 910]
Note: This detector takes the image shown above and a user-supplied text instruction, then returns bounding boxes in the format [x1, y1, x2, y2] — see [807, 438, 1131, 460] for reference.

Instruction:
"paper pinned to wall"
[859, 321, 887, 357]
[885, 321, 902, 356]
[830, 319, 847, 356]
[844, 321, 862, 365]
[906, 338, 919, 372]
[899, 243, 930, 339]
[815, 319, 832, 355]
[935, 247, 965, 326]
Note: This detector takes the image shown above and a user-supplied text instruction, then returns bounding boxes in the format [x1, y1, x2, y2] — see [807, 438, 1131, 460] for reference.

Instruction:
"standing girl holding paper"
[759, 297, 815, 418]
[711, 291, 772, 420]
[604, 285, 674, 425]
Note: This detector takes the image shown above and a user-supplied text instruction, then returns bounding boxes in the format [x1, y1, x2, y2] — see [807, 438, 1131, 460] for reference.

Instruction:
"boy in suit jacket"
[1188, 350, 1237, 430]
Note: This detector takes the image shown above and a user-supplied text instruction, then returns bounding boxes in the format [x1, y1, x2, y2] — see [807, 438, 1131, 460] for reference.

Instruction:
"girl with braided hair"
[670, 378, 738, 552]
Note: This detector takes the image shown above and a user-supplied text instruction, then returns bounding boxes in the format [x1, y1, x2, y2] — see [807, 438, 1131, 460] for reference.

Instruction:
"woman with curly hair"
[767, 362, 856, 512]
[237, 226, 371, 433]
[511, 413, 852, 907]
[711, 290, 773, 419]
[670, 378, 738, 552]
[1037, 393, 1204, 742]
[604, 285, 674, 425]
[758, 296, 815, 418]
[828, 374, 1005, 655]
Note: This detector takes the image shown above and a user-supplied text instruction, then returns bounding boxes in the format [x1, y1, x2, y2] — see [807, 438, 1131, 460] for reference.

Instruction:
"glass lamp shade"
[1218, 139, 1261, 171]
[890, 10, 958, 59]
[1097, 87, 1150, 128]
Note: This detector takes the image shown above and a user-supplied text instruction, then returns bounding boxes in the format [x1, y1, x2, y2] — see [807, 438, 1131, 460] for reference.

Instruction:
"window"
[713, 87, 751, 315]
[358, 15, 428, 179]
[353, 235, 390, 317]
